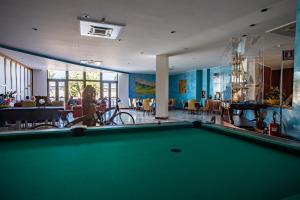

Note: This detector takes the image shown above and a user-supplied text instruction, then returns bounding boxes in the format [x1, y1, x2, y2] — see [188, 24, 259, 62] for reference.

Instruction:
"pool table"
[0, 122, 300, 200]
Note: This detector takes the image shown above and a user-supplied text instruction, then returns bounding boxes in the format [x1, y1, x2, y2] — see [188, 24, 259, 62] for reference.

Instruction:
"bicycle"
[31, 98, 135, 130]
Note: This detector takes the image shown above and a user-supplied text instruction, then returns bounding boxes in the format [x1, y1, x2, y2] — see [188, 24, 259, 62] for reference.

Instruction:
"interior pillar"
[155, 54, 169, 119]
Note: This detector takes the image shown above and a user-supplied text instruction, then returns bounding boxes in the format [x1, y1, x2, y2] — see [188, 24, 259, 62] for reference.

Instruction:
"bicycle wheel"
[112, 112, 135, 125]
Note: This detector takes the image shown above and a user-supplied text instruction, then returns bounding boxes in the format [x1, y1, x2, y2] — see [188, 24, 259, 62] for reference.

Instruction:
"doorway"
[102, 81, 118, 108]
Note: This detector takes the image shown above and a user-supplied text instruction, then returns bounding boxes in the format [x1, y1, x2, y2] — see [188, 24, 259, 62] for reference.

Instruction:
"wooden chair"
[128, 98, 132, 109]
[72, 105, 83, 118]
[142, 99, 151, 115]
[21, 101, 36, 107]
[169, 99, 176, 110]
[51, 101, 64, 107]
[132, 98, 137, 110]
[201, 100, 210, 113]
[188, 100, 197, 114]
[212, 100, 221, 114]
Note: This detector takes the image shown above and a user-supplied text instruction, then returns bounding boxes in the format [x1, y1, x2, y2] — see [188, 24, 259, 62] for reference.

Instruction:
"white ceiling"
[0, 0, 296, 73]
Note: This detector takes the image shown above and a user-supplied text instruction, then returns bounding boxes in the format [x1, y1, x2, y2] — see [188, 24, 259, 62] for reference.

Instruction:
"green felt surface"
[0, 125, 300, 200]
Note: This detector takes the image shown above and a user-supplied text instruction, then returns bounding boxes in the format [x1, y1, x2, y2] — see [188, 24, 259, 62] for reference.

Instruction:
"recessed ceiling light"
[80, 60, 103, 66]
[93, 61, 102, 66]
[170, 30, 176, 34]
[261, 8, 269, 13]
[32, 28, 38, 31]
[250, 24, 256, 27]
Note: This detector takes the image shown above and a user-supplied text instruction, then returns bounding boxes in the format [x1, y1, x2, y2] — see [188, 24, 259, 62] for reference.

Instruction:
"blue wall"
[169, 70, 202, 108]
[128, 74, 155, 98]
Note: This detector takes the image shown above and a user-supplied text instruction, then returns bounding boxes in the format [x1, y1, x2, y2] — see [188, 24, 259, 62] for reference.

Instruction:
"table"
[0, 122, 300, 200]
[221, 102, 267, 124]
[0, 106, 64, 128]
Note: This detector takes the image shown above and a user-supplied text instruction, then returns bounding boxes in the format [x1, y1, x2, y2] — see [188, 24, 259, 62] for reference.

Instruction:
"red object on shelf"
[269, 111, 280, 137]
[269, 122, 280, 136]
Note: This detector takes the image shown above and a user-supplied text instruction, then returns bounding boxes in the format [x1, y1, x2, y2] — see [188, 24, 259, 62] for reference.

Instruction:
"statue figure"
[82, 85, 97, 126]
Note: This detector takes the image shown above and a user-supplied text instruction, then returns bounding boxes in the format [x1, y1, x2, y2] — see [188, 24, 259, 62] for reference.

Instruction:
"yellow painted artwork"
[179, 80, 187, 94]
[135, 79, 155, 95]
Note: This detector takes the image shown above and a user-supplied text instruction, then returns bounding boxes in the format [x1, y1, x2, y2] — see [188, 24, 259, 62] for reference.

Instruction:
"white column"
[117, 73, 129, 108]
[32, 70, 47, 96]
[155, 54, 169, 119]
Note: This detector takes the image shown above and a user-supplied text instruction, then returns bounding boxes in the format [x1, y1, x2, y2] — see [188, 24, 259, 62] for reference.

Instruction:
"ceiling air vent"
[80, 19, 124, 39]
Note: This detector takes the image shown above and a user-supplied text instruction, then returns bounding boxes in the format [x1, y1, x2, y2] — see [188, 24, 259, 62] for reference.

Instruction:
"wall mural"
[135, 78, 155, 95]
[179, 80, 187, 94]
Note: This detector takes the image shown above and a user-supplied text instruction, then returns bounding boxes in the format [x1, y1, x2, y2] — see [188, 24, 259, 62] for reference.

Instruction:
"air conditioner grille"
[80, 20, 124, 39]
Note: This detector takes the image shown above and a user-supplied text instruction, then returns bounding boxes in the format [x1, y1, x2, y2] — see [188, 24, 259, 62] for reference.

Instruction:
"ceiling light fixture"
[80, 60, 103, 66]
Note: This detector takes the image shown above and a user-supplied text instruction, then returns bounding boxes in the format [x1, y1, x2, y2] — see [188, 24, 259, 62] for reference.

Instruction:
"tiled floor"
[126, 109, 234, 127]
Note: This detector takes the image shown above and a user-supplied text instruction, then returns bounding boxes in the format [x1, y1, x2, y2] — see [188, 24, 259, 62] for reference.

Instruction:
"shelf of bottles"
[231, 52, 249, 102]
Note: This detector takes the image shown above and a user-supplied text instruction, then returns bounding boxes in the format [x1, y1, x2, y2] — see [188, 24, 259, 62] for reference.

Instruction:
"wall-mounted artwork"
[135, 78, 155, 95]
[179, 80, 187, 94]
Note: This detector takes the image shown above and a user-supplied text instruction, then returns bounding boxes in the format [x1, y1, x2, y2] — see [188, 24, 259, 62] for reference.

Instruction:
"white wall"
[118, 73, 129, 108]
[33, 69, 47, 96]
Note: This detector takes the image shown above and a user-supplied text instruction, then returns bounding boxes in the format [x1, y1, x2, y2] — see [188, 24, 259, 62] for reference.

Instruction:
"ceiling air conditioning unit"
[89, 26, 113, 37]
[80, 19, 124, 39]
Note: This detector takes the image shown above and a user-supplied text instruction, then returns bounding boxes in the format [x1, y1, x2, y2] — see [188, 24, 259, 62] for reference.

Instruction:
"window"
[68, 81, 84, 99]
[58, 82, 65, 101]
[0, 56, 5, 94]
[86, 81, 101, 99]
[48, 70, 66, 79]
[27, 70, 32, 97]
[86, 71, 100, 80]
[49, 81, 56, 101]
[16, 64, 21, 101]
[69, 71, 83, 80]
[20, 66, 24, 100]
[24, 68, 28, 97]
[5, 58, 11, 91]
[102, 70, 118, 81]
[47, 70, 118, 106]
[11, 62, 16, 92]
